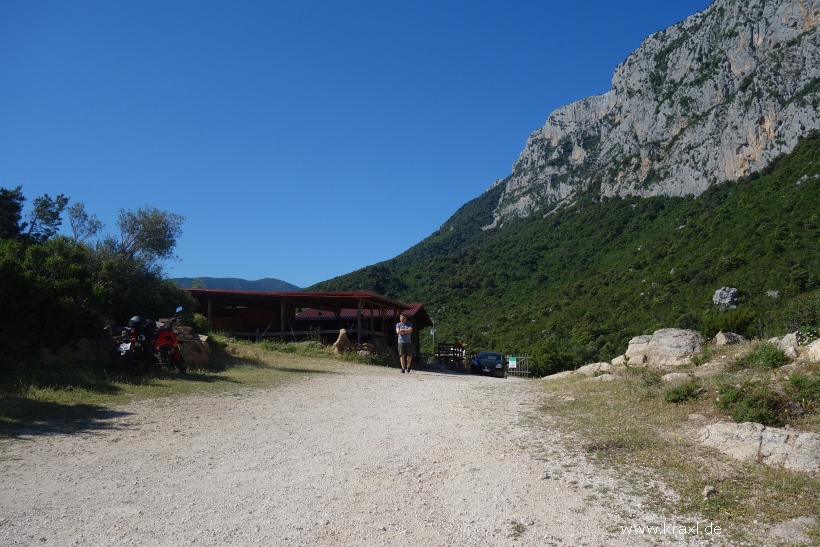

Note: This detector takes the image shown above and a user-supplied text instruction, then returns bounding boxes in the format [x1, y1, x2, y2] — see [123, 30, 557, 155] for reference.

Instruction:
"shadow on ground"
[410, 363, 470, 376]
[0, 398, 133, 439]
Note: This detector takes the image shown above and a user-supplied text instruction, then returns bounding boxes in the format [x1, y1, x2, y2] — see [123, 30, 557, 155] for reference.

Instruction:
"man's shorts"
[398, 343, 412, 356]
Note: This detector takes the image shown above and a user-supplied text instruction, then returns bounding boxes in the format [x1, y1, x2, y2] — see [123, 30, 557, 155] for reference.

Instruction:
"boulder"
[610, 355, 626, 367]
[575, 362, 611, 376]
[544, 370, 575, 380]
[643, 329, 704, 367]
[780, 332, 800, 350]
[699, 422, 820, 472]
[589, 373, 617, 382]
[784, 346, 799, 360]
[715, 331, 744, 346]
[56, 345, 74, 362]
[807, 339, 820, 363]
[712, 286, 738, 309]
[74, 338, 92, 349]
[181, 342, 209, 367]
[624, 336, 652, 366]
[662, 372, 691, 383]
[41, 354, 64, 367]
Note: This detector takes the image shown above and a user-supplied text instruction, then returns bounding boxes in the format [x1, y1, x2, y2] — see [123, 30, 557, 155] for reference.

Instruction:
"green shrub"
[716, 382, 787, 426]
[663, 381, 700, 403]
[774, 289, 820, 335]
[191, 313, 211, 334]
[731, 342, 790, 370]
[631, 367, 663, 388]
[701, 308, 757, 339]
[787, 374, 820, 403]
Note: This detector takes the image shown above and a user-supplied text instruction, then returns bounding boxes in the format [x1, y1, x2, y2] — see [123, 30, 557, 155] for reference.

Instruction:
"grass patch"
[0, 337, 348, 436]
[539, 371, 820, 541]
[730, 341, 790, 370]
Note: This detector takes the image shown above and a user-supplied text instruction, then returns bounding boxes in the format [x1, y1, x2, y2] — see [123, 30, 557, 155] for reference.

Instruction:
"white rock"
[575, 362, 611, 376]
[610, 355, 626, 367]
[700, 422, 820, 472]
[712, 287, 738, 309]
[589, 373, 617, 382]
[544, 370, 575, 380]
[661, 372, 691, 383]
[807, 339, 820, 363]
[780, 332, 800, 350]
[715, 331, 745, 346]
[643, 329, 704, 368]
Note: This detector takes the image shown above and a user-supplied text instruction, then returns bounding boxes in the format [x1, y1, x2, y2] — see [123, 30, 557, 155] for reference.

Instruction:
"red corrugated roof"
[186, 289, 410, 310]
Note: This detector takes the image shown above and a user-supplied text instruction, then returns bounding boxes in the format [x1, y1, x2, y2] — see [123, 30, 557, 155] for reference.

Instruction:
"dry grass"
[537, 349, 820, 543]
[0, 338, 345, 434]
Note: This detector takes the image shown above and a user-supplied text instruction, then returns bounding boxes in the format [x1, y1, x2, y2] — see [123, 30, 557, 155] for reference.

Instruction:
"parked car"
[470, 351, 508, 378]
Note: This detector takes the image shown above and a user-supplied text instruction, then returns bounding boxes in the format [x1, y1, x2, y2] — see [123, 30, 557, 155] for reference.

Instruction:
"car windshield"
[479, 352, 501, 361]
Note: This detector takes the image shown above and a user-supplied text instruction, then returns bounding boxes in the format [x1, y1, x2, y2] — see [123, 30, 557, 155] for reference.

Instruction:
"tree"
[117, 206, 184, 263]
[26, 193, 69, 243]
[67, 202, 104, 243]
[0, 186, 26, 240]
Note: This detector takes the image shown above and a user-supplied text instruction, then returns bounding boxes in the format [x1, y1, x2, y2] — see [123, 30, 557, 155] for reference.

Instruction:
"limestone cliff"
[488, 0, 820, 225]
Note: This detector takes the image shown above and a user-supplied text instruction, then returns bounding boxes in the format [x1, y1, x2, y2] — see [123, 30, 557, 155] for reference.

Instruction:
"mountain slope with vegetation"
[172, 277, 300, 292]
[316, 133, 820, 375]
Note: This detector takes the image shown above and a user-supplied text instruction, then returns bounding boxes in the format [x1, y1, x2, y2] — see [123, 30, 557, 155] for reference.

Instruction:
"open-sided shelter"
[185, 289, 432, 351]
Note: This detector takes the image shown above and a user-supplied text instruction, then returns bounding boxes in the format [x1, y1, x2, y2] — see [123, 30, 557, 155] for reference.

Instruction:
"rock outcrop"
[712, 287, 739, 309]
[479, 0, 820, 224]
[700, 421, 820, 472]
[625, 328, 704, 368]
[715, 331, 745, 345]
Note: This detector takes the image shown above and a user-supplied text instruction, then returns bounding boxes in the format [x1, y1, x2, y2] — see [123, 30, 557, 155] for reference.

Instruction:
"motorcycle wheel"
[173, 356, 187, 375]
[124, 350, 152, 376]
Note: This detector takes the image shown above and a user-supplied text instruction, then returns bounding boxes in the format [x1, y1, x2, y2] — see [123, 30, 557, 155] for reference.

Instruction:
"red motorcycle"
[117, 306, 186, 375]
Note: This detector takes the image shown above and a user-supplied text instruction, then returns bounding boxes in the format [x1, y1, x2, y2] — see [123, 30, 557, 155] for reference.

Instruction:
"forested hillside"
[173, 277, 301, 292]
[315, 133, 820, 375]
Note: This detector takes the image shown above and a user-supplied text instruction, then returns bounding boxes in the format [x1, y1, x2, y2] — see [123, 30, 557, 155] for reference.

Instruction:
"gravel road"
[1, 361, 694, 546]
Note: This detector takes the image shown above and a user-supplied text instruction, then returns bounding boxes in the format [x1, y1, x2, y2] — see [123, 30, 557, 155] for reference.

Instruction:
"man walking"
[396, 314, 413, 373]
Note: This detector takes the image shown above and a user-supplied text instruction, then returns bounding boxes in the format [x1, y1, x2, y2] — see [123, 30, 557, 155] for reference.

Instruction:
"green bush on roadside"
[663, 381, 700, 404]
[716, 381, 787, 426]
[731, 342, 790, 370]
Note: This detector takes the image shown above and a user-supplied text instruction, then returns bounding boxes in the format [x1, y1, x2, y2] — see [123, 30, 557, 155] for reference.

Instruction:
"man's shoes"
[401, 369, 405, 373]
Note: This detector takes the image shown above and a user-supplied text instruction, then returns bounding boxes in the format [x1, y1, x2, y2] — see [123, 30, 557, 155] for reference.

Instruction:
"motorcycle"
[117, 306, 187, 375]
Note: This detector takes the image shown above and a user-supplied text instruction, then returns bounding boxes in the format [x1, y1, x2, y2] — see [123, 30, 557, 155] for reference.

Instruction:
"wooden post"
[256, 327, 260, 342]
[357, 300, 362, 344]
[207, 298, 212, 328]
[280, 300, 285, 341]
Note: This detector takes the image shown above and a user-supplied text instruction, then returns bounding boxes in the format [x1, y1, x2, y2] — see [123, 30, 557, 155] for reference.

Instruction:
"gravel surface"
[1, 362, 707, 546]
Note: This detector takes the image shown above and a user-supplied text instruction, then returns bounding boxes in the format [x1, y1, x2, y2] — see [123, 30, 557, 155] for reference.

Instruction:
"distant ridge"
[172, 277, 301, 292]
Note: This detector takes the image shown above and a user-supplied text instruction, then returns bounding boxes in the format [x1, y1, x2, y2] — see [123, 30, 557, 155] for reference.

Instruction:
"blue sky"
[1, 0, 712, 288]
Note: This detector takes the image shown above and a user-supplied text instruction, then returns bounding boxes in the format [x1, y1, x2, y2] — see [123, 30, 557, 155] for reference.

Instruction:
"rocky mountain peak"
[489, 0, 820, 224]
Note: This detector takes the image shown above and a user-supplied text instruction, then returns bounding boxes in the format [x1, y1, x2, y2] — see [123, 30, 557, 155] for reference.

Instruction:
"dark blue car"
[470, 351, 508, 378]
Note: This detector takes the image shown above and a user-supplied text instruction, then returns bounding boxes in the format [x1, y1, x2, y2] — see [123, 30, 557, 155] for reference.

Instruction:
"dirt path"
[1, 362, 690, 546]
